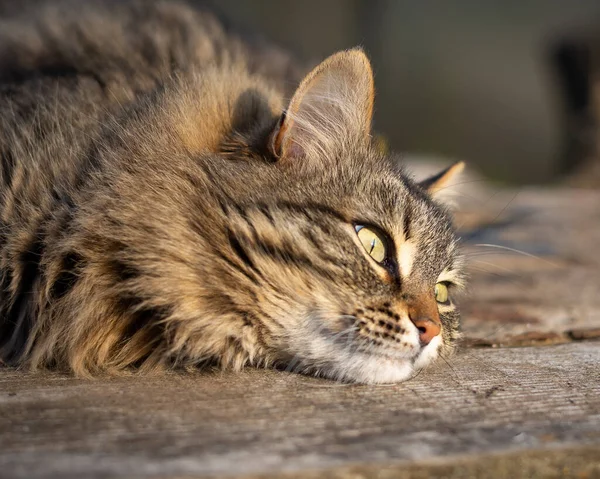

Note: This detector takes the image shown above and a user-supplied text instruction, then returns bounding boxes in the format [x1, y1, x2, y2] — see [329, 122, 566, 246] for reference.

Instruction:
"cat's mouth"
[340, 335, 443, 384]
[285, 317, 443, 384]
[360, 336, 441, 367]
[354, 339, 421, 360]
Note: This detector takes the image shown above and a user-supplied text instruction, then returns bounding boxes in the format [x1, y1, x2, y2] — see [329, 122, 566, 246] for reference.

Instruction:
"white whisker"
[473, 243, 556, 266]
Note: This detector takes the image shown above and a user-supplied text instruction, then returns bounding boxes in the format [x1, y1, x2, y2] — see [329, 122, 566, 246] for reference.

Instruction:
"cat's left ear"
[270, 48, 374, 160]
[418, 161, 465, 196]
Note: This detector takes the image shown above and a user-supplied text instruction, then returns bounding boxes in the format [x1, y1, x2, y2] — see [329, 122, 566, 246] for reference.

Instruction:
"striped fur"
[0, 0, 465, 383]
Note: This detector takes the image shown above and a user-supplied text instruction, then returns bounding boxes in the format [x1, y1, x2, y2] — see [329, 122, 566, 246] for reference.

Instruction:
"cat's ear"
[418, 161, 465, 196]
[271, 48, 374, 160]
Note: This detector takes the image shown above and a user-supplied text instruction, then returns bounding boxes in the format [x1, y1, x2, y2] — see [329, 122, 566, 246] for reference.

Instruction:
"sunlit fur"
[0, 0, 465, 383]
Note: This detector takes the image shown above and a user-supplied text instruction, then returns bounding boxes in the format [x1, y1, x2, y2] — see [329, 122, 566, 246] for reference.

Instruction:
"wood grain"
[457, 188, 600, 345]
[1, 342, 599, 478]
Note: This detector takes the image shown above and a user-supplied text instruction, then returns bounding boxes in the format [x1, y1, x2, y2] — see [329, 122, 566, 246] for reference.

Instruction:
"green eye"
[435, 282, 449, 304]
[355, 225, 386, 263]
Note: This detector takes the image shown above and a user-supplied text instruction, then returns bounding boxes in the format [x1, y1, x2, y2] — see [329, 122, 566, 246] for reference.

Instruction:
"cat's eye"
[435, 282, 450, 305]
[355, 225, 386, 263]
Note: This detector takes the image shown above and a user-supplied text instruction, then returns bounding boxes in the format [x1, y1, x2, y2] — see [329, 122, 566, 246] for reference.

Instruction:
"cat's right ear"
[270, 48, 375, 161]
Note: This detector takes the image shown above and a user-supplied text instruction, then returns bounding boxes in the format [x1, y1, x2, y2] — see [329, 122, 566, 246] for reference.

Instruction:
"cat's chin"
[329, 335, 443, 384]
[286, 332, 443, 384]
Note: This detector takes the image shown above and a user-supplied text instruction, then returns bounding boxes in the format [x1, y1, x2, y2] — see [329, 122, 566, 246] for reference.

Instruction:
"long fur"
[0, 0, 465, 383]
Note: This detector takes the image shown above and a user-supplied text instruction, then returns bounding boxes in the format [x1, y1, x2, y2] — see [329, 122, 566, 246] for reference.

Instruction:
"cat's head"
[66, 49, 465, 383]
[203, 49, 466, 383]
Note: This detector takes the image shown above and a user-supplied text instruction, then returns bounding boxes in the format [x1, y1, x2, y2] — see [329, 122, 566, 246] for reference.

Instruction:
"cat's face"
[221, 148, 463, 384]
[214, 50, 465, 383]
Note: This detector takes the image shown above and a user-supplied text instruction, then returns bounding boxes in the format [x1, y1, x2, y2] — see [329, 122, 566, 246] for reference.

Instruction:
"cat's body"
[0, 0, 464, 383]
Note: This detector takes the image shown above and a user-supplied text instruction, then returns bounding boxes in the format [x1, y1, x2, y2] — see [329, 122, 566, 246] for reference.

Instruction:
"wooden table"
[2, 186, 599, 478]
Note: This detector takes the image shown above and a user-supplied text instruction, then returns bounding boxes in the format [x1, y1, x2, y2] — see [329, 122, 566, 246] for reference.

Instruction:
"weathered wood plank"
[455, 187, 600, 345]
[1, 342, 599, 479]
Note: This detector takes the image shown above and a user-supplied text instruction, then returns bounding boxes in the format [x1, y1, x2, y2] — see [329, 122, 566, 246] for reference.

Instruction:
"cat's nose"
[407, 297, 442, 346]
[409, 316, 441, 346]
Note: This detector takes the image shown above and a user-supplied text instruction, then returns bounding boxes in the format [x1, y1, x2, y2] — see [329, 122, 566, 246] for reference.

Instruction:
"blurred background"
[209, 0, 600, 186]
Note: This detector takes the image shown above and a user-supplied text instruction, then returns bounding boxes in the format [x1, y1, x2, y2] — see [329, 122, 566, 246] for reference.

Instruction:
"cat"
[0, 0, 465, 384]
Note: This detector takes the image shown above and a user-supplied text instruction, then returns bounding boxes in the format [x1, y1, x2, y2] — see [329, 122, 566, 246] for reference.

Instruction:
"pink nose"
[410, 317, 441, 346]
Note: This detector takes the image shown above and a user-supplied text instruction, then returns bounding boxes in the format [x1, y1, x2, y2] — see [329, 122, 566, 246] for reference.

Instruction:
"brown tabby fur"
[0, 0, 465, 383]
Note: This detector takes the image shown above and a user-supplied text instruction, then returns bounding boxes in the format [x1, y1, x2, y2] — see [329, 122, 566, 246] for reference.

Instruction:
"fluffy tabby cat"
[0, 0, 465, 383]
